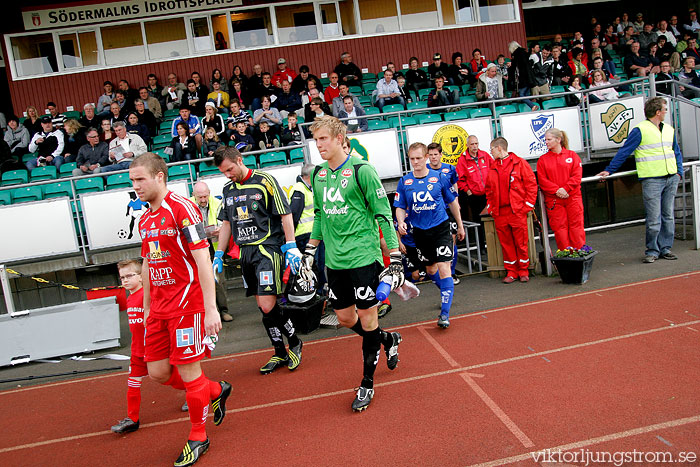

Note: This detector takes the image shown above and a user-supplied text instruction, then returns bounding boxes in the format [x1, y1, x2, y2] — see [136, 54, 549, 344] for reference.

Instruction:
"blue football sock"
[439, 276, 454, 317]
[427, 271, 441, 290]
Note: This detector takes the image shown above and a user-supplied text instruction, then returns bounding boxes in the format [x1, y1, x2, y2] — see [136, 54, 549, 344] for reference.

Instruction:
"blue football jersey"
[428, 162, 458, 188]
[394, 169, 456, 230]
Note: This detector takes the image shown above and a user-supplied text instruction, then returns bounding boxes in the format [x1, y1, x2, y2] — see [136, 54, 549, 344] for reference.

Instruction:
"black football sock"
[361, 327, 382, 389]
[261, 309, 287, 358]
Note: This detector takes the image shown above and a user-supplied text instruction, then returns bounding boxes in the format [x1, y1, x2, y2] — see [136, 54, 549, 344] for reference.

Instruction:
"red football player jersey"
[139, 191, 210, 319]
[126, 287, 145, 357]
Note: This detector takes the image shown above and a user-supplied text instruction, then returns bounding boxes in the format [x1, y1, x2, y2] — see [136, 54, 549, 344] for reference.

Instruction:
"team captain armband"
[181, 221, 207, 245]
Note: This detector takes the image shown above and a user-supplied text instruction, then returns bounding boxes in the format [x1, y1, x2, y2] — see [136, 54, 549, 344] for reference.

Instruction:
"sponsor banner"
[589, 96, 672, 151]
[405, 118, 493, 166]
[308, 129, 403, 179]
[0, 198, 78, 262]
[23, 0, 242, 30]
[501, 108, 583, 160]
[82, 181, 189, 250]
[200, 164, 301, 202]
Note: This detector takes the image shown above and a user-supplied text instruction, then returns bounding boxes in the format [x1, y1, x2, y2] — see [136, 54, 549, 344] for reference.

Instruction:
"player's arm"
[281, 213, 296, 243]
[212, 220, 231, 274]
[395, 207, 408, 235]
[191, 247, 221, 336]
[141, 259, 150, 323]
[448, 199, 465, 241]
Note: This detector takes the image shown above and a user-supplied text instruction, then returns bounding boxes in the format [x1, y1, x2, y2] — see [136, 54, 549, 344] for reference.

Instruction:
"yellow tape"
[5, 268, 121, 291]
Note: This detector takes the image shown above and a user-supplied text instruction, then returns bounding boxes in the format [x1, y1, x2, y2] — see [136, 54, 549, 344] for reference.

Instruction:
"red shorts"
[144, 312, 210, 365]
[129, 354, 148, 378]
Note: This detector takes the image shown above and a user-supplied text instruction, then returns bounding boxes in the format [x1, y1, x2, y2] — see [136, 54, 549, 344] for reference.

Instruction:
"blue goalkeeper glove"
[212, 250, 224, 274]
[280, 241, 302, 274]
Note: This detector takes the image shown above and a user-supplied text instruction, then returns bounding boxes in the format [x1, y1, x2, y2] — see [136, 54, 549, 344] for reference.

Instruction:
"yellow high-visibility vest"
[290, 181, 313, 236]
[634, 120, 678, 178]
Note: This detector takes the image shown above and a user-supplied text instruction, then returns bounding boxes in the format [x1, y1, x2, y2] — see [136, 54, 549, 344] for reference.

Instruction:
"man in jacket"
[275, 80, 303, 119]
[485, 137, 537, 283]
[337, 96, 368, 133]
[102, 121, 147, 173]
[331, 84, 362, 117]
[72, 128, 109, 176]
[457, 135, 491, 252]
[508, 41, 538, 111]
[27, 115, 65, 170]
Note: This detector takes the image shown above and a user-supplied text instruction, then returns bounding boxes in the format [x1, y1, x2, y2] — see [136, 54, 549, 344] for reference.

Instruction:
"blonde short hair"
[310, 115, 347, 140]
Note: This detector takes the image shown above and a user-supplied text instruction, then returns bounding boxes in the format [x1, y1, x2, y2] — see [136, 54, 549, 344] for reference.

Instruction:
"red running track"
[2, 272, 700, 466]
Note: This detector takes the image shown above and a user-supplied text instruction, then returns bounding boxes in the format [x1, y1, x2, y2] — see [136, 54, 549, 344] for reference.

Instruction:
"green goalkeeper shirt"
[310, 155, 398, 270]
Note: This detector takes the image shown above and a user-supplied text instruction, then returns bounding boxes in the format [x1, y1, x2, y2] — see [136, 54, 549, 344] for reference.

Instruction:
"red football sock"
[209, 379, 222, 400]
[164, 366, 185, 390]
[126, 377, 142, 422]
[184, 374, 210, 441]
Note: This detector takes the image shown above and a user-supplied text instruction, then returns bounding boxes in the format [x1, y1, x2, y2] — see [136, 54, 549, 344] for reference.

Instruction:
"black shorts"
[403, 244, 425, 273]
[413, 220, 454, 264]
[239, 244, 284, 297]
[446, 210, 458, 235]
[327, 261, 382, 310]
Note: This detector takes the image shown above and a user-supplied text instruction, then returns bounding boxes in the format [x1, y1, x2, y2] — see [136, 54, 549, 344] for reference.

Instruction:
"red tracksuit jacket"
[485, 153, 538, 217]
[456, 150, 492, 196]
[536, 148, 582, 200]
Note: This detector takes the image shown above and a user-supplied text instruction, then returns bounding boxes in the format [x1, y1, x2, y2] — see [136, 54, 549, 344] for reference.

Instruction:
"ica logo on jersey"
[412, 191, 435, 203]
[323, 186, 345, 202]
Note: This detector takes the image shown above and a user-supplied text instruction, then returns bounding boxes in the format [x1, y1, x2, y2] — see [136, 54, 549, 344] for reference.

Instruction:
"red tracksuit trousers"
[494, 210, 530, 277]
[546, 195, 585, 250]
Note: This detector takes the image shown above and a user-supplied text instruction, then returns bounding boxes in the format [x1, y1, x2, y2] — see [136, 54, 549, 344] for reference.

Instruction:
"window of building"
[101, 23, 145, 66]
[145, 18, 188, 59]
[357, 0, 399, 33]
[230, 8, 273, 49]
[399, 0, 439, 30]
[211, 14, 230, 50]
[440, 0, 457, 25]
[319, 3, 341, 37]
[58, 31, 99, 69]
[190, 17, 214, 52]
[338, 0, 357, 35]
[277, 3, 318, 43]
[455, 0, 476, 23]
[10, 34, 57, 77]
[477, 0, 516, 22]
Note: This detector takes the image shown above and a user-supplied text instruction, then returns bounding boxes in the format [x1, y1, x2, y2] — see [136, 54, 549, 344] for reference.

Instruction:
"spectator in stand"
[625, 41, 660, 78]
[118, 80, 138, 113]
[231, 121, 255, 152]
[134, 99, 157, 138]
[171, 105, 203, 149]
[656, 61, 679, 95]
[476, 63, 505, 101]
[203, 127, 223, 159]
[428, 53, 450, 83]
[201, 102, 227, 143]
[251, 72, 278, 112]
[656, 37, 681, 71]
[61, 119, 86, 162]
[306, 91, 332, 122]
[72, 128, 109, 177]
[679, 57, 700, 98]
[97, 81, 115, 115]
[681, 36, 700, 62]
[291, 65, 321, 95]
[255, 121, 280, 150]
[300, 80, 320, 108]
[374, 69, 405, 112]
[633, 13, 645, 34]
[551, 34, 567, 54]
[396, 75, 412, 103]
[253, 95, 282, 134]
[618, 12, 633, 36]
[125, 112, 150, 144]
[331, 83, 361, 117]
[249, 64, 264, 92]
[531, 44, 554, 101]
[619, 26, 637, 54]
[589, 51, 618, 81]
[114, 90, 130, 114]
[406, 57, 431, 96]
[210, 68, 228, 93]
[24, 106, 42, 137]
[338, 95, 368, 133]
[334, 52, 362, 86]
[684, 9, 700, 33]
[207, 80, 230, 113]
[4, 116, 30, 156]
[589, 70, 619, 102]
[138, 87, 162, 120]
[80, 103, 101, 129]
[146, 73, 166, 110]
[191, 71, 209, 95]
[638, 23, 658, 52]
[185, 79, 207, 117]
[569, 48, 589, 79]
[508, 41, 538, 111]
[669, 15, 683, 39]
[496, 54, 510, 85]
[162, 73, 186, 110]
[427, 74, 459, 109]
[324, 72, 341, 105]
[456, 134, 491, 251]
[47, 102, 66, 129]
[229, 79, 249, 109]
[565, 76, 586, 107]
[281, 113, 304, 146]
[99, 119, 116, 144]
[27, 115, 64, 170]
[275, 80, 302, 119]
[604, 24, 619, 50]
[229, 65, 248, 92]
[271, 58, 297, 88]
[168, 121, 199, 162]
[102, 121, 146, 172]
[226, 99, 253, 140]
[109, 102, 125, 125]
[648, 43, 662, 68]
[656, 20, 677, 47]
[468, 49, 489, 84]
[591, 23, 604, 42]
[448, 52, 470, 86]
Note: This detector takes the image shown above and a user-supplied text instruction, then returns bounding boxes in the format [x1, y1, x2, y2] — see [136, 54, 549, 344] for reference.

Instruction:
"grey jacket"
[4, 124, 30, 153]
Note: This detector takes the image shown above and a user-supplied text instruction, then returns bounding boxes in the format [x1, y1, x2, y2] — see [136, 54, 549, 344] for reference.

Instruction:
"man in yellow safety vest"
[597, 97, 684, 263]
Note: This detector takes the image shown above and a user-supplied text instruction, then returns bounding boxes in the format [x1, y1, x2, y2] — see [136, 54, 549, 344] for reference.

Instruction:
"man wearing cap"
[27, 115, 65, 170]
[272, 58, 297, 88]
[428, 53, 450, 84]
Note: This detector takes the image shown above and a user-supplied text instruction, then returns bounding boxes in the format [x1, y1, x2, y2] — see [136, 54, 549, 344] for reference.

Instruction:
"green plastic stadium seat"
[418, 88, 432, 101]
[11, 186, 43, 204]
[444, 110, 470, 122]
[260, 151, 287, 168]
[368, 120, 390, 130]
[106, 173, 132, 190]
[198, 162, 219, 177]
[319, 77, 330, 86]
[242, 155, 257, 168]
[461, 84, 472, 94]
[43, 182, 73, 199]
[168, 165, 195, 181]
[415, 114, 442, 125]
[470, 108, 492, 119]
[357, 95, 372, 107]
[0, 190, 11, 205]
[364, 107, 381, 116]
[362, 72, 376, 82]
[290, 148, 305, 164]
[348, 86, 363, 96]
[74, 177, 104, 194]
[164, 109, 180, 118]
[517, 103, 532, 113]
[63, 110, 81, 119]
[362, 83, 376, 95]
[381, 104, 405, 114]
[542, 98, 566, 110]
[152, 134, 172, 149]
[30, 166, 57, 181]
[22, 152, 38, 163]
[446, 85, 460, 95]
[159, 120, 174, 134]
[406, 101, 428, 111]
[495, 105, 518, 117]
[461, 95, 477, 104]
[152, 149, 170, 163]
[60, 162, 77, 178]
[550, 85, 566, 93]
[388, 116, 417, 128]
[1, 170, 29, 186]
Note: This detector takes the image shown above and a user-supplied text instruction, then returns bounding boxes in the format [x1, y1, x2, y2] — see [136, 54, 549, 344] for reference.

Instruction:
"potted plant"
[551, 245, 598, 284]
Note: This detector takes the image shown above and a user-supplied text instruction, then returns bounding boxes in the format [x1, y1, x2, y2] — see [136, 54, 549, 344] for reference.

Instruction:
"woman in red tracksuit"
[536, 128, 585, 250]
[485, 137, 538, 283]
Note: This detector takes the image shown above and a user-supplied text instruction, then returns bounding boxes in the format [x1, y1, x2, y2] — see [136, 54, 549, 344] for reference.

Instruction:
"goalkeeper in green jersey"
[299, 116, 404, 412]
